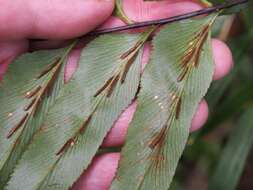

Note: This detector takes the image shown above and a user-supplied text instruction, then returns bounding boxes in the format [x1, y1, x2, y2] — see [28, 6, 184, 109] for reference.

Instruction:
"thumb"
[0, 0, 115, 40]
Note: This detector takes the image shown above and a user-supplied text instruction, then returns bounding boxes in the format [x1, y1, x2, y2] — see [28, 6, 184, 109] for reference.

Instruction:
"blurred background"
[171, 2, 253, 190]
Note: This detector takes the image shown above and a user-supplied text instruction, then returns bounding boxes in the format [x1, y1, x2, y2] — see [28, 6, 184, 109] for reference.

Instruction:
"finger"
[102, 99, 208, 147]
[50, 40, 232, 147]
[0, 0, 115, 40]
[102, 38, 232, 147]
[72, 153, 120, 190]
[122, 0, 202, 22]
[64, 49, 82, 83]
[0, 41, 28, 80]
[212, 39, 233, 80]
[103, 102, 137, 147]
[190, 100, 209, 132]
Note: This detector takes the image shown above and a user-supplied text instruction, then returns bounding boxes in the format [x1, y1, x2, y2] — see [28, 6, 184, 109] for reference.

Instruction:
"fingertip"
[64, 49, 81, 83]
[102, 102, 137, 147]
[190, 100, 209, 132]
[0, 41, 28, 58]
[212, 39, 233, 80]
[72, 153, 120, 190]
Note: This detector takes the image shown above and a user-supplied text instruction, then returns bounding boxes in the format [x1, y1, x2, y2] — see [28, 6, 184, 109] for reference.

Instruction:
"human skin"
[0, 0, 233, 189]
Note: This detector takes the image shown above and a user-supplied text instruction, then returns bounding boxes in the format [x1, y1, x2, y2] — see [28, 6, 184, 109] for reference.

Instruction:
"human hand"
[0, 0, 233, 190]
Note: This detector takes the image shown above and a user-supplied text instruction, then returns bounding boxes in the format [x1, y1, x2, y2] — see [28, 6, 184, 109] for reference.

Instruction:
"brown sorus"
[6, 113, 29, 139]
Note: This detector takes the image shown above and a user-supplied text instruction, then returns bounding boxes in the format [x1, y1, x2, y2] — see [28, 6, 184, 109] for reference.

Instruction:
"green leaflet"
[111, 15, 217, 190]
[0, 44, 74, 187]
[6, 30, 153, 190]
[209, 107, 253, 190]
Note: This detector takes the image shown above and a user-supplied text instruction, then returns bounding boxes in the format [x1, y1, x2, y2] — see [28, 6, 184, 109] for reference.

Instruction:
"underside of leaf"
[0, 44, 74, 187]
[111, 15, 217, 190]
[6, 30, 153, 190]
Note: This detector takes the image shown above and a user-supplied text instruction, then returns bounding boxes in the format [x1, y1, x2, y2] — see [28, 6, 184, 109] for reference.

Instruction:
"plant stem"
[86, 0, 248, 36]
